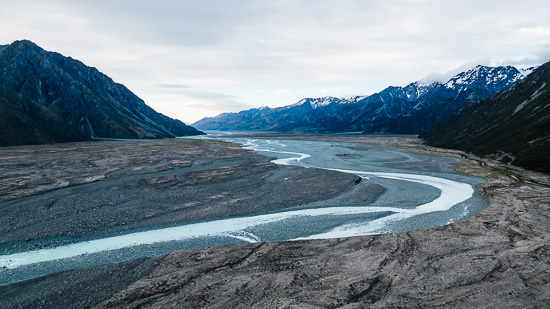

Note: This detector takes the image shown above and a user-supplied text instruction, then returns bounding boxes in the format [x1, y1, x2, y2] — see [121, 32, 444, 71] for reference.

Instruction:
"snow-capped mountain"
[422, 61, 550, 174]
[444, 65, 531, 95]
[193, 65, 536, 134]
[374, 65, 538, 134]
[288, 96, 343, 109]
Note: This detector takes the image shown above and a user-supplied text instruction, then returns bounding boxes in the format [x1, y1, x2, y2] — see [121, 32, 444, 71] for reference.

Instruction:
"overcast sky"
[2, 0, 549, 123]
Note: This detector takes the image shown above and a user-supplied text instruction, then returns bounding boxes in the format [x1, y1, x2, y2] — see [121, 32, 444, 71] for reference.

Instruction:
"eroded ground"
[0, 138, 359, 254]
[1, 135, 550, 308]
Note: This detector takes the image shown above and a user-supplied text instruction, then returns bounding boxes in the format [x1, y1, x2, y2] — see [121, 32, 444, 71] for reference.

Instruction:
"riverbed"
[232, 137, 486, 237]
[0, 136, 486, 285]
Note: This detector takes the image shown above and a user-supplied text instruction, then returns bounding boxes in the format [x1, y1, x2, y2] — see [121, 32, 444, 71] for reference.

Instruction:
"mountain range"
[2, 40, 547, 175]
[422, 61, 550, 174]
[0, 40, 202, 146]
[193, 65, 535, 134]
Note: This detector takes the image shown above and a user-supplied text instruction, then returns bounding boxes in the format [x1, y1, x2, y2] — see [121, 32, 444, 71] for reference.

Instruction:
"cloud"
[183, 90, 244, 108]
[421, 59, 493, 84]
[139, 86, 254, 123]
[157, 84, 193, 89]
[257, 89, 291, 96]
[494, 45, 550, 68]
[1, 1, 550, 122]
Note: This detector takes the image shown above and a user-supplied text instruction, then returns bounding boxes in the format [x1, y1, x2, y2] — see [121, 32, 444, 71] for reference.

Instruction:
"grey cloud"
[2, 0, 550, 122]
[47, 0, 275, 47]
[182, 89, 253, 110]
[422, 59, 493, 84]
[498, 45, 550, 68]
[158, 83, 193, 89]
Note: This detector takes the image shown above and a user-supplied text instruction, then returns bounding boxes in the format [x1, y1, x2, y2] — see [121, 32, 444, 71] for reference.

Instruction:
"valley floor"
[1, 135, 550, 308]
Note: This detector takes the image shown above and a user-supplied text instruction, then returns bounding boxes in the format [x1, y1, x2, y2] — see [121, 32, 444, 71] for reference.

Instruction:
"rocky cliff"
[0, 40, 203, 146]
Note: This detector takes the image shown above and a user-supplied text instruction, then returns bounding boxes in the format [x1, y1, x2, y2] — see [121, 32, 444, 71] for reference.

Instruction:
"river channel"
[0, 137, 486, 285]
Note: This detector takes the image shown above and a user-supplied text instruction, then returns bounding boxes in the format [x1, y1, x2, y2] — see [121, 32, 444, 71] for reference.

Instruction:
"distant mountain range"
[193, 65, 535, 134]
[422, 61, 550, 174]
[4, 40, 547, 174]
[0, 40, 203, 146]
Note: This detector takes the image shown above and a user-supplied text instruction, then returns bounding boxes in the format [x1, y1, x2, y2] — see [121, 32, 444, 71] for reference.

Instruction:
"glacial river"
[0, 137, 486, 285]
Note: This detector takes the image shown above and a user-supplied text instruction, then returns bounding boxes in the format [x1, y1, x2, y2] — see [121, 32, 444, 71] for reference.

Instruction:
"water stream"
[0, 137, 486, 285]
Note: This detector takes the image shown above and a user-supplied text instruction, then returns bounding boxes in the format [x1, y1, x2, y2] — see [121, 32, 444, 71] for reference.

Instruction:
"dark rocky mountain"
[0, 86, 87, 146]
[371, 65, 534, 133]
[0, 40, 202, 146]
[422, 61, 550, 174]
[194, 65, 533, 134]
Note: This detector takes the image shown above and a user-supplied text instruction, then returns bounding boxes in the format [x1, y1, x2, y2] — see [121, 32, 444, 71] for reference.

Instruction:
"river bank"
[0, 138, 361, 285]
[1, 135, 549, 308]
[0, 135, 485, 278]
[97, 136, 550, 308]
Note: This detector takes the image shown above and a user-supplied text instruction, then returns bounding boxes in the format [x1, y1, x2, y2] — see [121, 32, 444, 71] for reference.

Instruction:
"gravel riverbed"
[1, 135, 549, 308]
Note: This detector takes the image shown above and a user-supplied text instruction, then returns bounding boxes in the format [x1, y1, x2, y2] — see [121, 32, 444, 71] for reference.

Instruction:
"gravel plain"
[1, 135, 549, 308]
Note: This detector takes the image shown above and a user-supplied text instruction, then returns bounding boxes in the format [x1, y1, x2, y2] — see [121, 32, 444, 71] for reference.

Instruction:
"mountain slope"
[373, 65, 534, 133]
[422, 61, 550, 174]
[0, 86, 88, 146]
[0, 40, 202, 146]
[193, 65, 531, 134]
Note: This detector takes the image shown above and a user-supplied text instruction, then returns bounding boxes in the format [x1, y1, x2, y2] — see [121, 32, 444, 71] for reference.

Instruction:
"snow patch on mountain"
[288, 96, 341, 109]
[519, 66, 538, 78]
[194, 63, 535, 134]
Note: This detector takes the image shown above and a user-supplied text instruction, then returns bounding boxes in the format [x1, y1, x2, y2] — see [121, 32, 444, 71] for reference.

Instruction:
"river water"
[0, 136, 486, 285]
[235, 137, 486, 237]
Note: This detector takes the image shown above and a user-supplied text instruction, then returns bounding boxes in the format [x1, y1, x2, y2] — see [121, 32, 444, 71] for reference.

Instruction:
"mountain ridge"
[0, 40, 203, 146]
[422, 61, 550, 174]
[193, 65, 535, 134]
